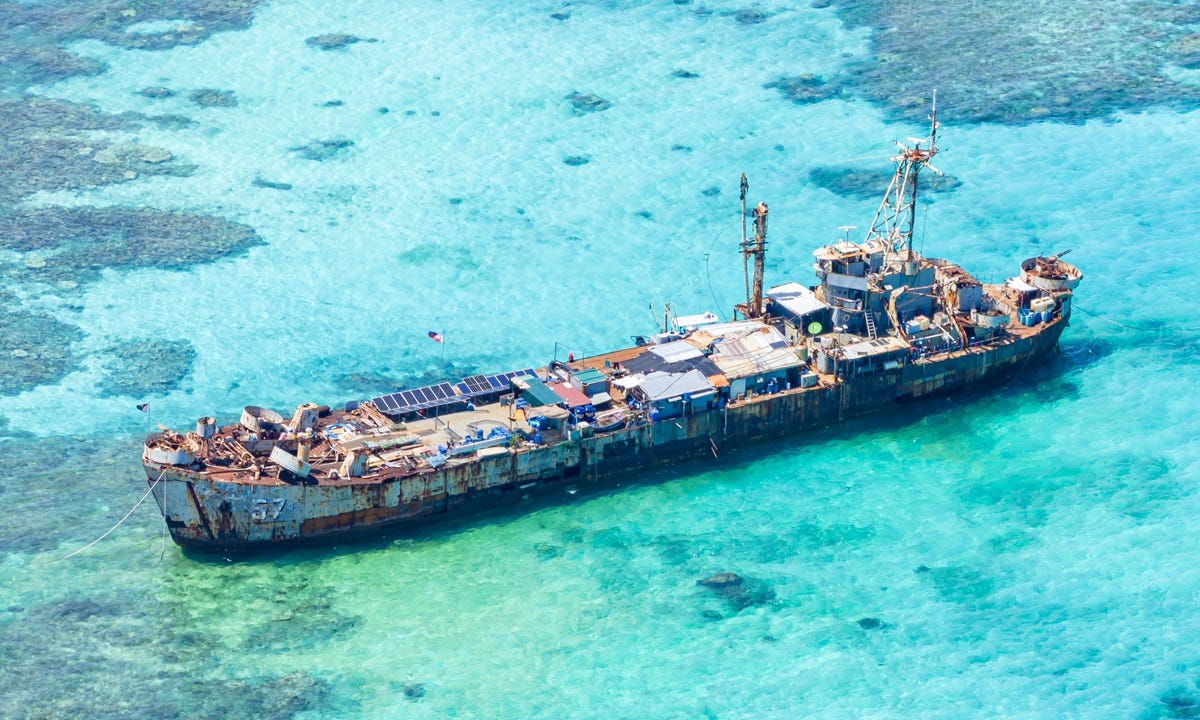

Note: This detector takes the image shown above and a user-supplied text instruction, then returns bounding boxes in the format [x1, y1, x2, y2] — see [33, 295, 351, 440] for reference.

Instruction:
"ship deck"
[145, 276, 1068, 490]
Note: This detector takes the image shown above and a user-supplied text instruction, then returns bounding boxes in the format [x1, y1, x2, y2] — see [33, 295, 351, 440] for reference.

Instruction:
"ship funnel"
[196, 416, 216, 439]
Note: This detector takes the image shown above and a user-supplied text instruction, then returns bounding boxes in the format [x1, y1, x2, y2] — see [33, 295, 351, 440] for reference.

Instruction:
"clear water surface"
[1, 1, 1199, 717]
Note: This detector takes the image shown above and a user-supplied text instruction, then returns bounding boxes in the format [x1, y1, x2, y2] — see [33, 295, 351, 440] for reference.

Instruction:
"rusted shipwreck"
[144, 107, 1082, 550]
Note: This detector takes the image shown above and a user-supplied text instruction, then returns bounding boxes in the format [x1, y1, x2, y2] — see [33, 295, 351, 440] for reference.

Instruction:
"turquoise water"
[2, 1, 1199, 717]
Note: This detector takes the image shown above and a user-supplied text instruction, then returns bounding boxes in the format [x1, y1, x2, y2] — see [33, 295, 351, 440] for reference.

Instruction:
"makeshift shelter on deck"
[630, 369, 716, 421]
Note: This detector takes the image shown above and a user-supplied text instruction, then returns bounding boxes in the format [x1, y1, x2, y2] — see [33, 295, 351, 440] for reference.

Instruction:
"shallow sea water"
[2, 1, 1200, 717]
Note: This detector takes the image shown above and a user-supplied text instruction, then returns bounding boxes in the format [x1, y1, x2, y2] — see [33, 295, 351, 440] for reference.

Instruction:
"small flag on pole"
[136, 403, 149, 413]
[427, 330, 443, 343]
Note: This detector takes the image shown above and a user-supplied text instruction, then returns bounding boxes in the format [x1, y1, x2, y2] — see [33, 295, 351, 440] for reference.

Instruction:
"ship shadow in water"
[179, 335, 1115, 564]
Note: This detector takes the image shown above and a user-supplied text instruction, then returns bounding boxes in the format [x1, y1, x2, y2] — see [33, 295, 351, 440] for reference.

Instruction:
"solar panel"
[461, 374, 492, 395]
[455, 368, 537, 399]
[370, 382, 460, 417]
[371, 370, 538, 415]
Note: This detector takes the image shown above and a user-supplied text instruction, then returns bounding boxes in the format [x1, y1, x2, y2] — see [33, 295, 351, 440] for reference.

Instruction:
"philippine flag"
[427, 330, 443, 343]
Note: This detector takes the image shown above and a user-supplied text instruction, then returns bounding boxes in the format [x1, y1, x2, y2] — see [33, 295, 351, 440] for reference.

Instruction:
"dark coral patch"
[0, 206, 264, 285]
[0, 309, 84, 395]
[809, 165, 960, 200]
[0, 42, 108, 91]
[0, 1, 263, 93]
[764, 74, 841, 104]
[733, 8, 769, 24]
[188, 88, 238, 108]
[252, 177, 292, 190]
[1172, 33, 1200, 69]
[808, 166, 891, 200]
[566, 92, 612, 115]
[829, 0, 1200, 124]
[290, 138, 355, 161]
[921, 565, 996, 604]
[403, 683, 426, 700]
[136, 85, 177, 99]
[334, 370, 405, 396]
[305, 33, 378, 50]
[697, 572, 776, 612]
[0, 593, 338, 716]
[96, 339, 196, 398]
[0, 97, 194, 207]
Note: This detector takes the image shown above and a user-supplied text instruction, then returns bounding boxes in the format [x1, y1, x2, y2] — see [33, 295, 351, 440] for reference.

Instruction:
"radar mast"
[865, 92, 941, 266]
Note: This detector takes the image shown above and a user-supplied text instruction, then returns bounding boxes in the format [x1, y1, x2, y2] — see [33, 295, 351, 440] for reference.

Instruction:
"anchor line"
[1072, 303, 1162, 333]
[56, 470, 166, 562]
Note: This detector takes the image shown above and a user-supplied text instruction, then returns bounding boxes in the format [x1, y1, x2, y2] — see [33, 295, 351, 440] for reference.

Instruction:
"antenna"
[838, 225, 856, 243]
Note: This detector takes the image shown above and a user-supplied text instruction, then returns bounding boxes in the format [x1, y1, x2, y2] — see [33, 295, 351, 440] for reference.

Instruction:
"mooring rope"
[56, 470, 165, 562]
[1072, 303, 1162, 333]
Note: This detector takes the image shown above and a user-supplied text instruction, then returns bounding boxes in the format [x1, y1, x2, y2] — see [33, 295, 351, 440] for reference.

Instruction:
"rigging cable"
[1071, 303, 1163, 333]
[55, 470, 165, 562]
[703, 228, 728, 316]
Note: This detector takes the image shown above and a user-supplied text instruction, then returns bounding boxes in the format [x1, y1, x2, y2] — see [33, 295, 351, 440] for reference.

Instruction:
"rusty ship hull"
[145, 315, 1067, 551]
[142, 104, 1084, 552]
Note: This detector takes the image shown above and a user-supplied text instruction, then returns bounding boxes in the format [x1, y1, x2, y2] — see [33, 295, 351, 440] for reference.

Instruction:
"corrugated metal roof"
[548, 381, 591, 408]
[621, 345, 721, 377]
[639, 369, 715, 402]
[511, 376, 562, 407]
[709, 324, 804, 379]
[570, 368, 606, 384]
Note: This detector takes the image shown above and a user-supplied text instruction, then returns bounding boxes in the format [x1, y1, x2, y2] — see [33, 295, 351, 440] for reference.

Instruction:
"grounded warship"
[143, 106, 1082, 550]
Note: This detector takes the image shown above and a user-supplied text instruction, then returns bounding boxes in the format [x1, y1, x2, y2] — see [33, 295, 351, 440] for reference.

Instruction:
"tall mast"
[739, 174, 750, 318]
[736, 175, 768, 320]
[865, 91, 940, 266]
[749, 201, 768, 318]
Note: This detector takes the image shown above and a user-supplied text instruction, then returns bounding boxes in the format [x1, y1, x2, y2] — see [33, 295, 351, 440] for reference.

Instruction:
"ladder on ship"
[864, 311, 878, 340]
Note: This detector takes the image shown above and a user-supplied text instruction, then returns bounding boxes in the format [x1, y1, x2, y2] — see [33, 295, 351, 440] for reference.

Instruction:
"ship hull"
[145, 320, 1066, 552]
